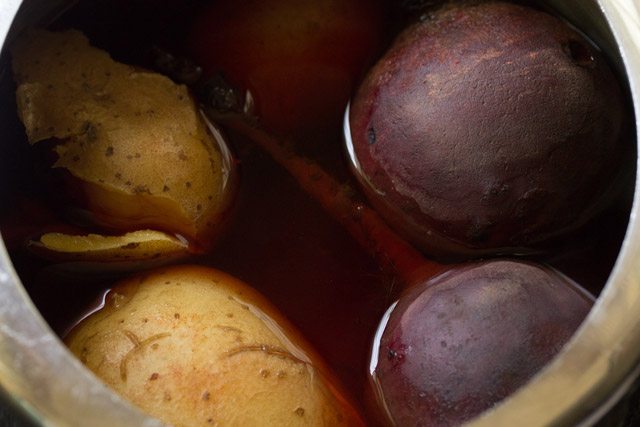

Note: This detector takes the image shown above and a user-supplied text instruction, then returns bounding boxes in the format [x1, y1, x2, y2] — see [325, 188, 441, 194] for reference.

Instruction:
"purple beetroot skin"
[371, 260, 594, 426]
[348, 1, 628, 258]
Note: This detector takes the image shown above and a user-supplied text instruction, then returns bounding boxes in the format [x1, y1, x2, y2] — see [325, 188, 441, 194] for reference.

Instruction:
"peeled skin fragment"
[348, 2, 628, 258]
[11, 29, 235, 248]
[30, 230, 189, 262]
[65, 265, 363, 426]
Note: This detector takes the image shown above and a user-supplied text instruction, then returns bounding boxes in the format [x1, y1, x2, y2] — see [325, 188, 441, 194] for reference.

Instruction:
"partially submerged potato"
[348, 1, 628, 258]
[65, 265, 363, 426]
[11, 29, 235, 250]
[30, 230, 189, 263]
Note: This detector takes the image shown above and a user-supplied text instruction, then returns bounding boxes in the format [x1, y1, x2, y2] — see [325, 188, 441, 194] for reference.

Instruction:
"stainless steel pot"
[0, 0, 639, 426]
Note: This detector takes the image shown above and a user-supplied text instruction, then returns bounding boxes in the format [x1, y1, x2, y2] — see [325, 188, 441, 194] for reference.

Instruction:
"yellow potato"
[11, 29, 235, 248]
[30, 229, 189, 262]
[65, 265, 363, 426]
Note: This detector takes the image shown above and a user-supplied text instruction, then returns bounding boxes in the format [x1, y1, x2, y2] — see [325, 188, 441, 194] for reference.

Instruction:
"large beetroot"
[370, 260, 594, 426]
[348, 1, 628, 258]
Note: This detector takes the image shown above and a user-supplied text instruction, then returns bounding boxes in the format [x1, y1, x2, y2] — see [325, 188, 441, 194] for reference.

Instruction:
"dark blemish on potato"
[125, 181, 132, 186]
[178, 151, 188, 161]
[207, 419, 214, 424]
[135, 153, 141, 158]
[208, 195, 213, 201]
[105, 71, 111, 77]
[120, 331, 171, 382]
[165, 281, 171, 284]
[47, 84, 54, 90]
[260, 369, 270, 378]
[151, 343, 159, 350]
[174, 313, 180, 319]
[149, 373, 159, 381]
[295, 407, 305, 417]
[163, 392, 172, 402]
[119, 319, 125, 324]
[115, 172, 122, 180]
[80, 121, 98, 143]
[202, 391, 210, 401]
[186, 181, 192, 188]
[143, 318, 148, 323]
[80, 347, 89, 363]
[121, 242, 140, 250]
[134, 185, 151, 194]
[226, 313, 234, 318]
[197, 204, 202, 211]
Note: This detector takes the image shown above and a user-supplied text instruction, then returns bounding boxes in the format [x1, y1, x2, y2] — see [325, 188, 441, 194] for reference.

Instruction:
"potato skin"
[372, 260, 594, 426]
[12, 29, 235, 248]
[349, 1, 628, 258]
[65, 265, 363, 426]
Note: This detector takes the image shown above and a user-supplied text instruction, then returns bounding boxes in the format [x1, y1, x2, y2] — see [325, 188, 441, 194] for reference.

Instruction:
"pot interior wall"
[0, 1, 634, 426]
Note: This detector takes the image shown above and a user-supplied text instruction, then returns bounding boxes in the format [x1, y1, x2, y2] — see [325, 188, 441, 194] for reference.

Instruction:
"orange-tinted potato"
[188, 0, 385, 136]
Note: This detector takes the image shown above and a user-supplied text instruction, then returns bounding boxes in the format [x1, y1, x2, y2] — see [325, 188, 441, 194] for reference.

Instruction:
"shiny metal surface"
[472, 2, 640, 425]
[0, 0, 638, 426]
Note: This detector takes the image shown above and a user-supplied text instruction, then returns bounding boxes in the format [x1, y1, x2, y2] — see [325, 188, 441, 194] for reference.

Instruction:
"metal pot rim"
[0, 1, 639, 426]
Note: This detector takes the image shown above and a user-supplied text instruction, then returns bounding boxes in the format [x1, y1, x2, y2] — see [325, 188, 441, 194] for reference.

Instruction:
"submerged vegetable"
[65, 265, 363, 426]
[348, 1, 628, 258]
[11, 29, 235, 250]
[188, 0, 385, 136]
[370, 260, 594, 426]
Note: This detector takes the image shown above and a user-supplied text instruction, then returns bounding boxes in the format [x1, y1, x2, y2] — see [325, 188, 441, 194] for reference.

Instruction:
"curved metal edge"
[0, 242, 167, 427]
[0, 1, 164, 425]
[469, 0, 640, 426]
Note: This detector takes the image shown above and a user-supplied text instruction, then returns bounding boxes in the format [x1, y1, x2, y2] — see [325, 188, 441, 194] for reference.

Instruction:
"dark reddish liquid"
[0, 0, 633, 424]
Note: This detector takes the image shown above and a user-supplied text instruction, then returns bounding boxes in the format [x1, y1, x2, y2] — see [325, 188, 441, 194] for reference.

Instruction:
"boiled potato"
[11, 29, 235, 248]
[30, 230, 189, 263]
[65, 265, 363, 426]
